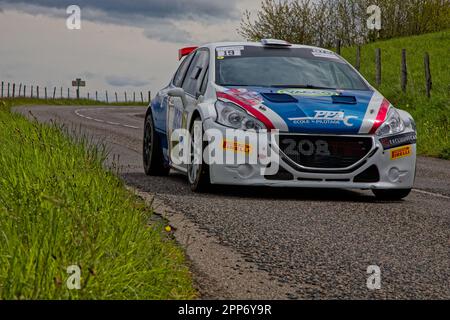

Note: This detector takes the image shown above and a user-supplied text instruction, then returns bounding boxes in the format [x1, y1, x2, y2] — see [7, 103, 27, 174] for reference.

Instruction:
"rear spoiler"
[178, 46, 198, 60]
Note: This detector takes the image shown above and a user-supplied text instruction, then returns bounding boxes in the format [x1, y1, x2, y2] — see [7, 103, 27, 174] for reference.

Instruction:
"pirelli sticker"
[390, 145, 412, 160]
[222, 140, 252, 154]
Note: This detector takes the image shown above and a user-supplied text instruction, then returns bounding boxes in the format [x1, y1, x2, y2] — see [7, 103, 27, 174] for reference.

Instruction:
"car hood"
[216, 86, 391, 134]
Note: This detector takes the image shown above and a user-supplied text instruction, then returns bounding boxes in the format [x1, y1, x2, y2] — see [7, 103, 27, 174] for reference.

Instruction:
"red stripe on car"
[216, 91, 275, 130]
[369, 98, 390, 134]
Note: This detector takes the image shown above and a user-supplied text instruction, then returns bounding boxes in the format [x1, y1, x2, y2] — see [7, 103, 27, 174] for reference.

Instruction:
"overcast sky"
[0, 0, 261, 100]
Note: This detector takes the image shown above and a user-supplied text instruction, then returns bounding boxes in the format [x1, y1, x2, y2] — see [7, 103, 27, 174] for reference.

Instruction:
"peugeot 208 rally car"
[143, 39, 417, 199]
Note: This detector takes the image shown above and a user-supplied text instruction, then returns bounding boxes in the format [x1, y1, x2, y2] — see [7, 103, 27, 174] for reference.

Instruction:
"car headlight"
[215, 100, 266, 131]
[376, 108, 405, 136]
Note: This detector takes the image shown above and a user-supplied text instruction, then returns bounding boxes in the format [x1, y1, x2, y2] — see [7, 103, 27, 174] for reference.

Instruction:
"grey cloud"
[0, 0, 239, 20]
[105, 75, 150, 87]
[81, 72, 96, 80]
[0, 0, 239, 43]
[143, 23, 194, 43]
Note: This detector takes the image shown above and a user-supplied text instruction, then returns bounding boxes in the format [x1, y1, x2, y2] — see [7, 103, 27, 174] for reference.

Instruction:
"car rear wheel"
[187, 118, 210, 192]
[143, 113, 169, 176]
[372, 188, 411, 200]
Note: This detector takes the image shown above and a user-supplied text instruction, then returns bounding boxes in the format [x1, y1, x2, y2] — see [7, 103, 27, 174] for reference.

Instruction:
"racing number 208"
[222, 304, 272, 316]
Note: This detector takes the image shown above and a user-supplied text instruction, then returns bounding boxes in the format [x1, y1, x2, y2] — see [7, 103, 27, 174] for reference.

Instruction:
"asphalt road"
[14, 105, 450, 299]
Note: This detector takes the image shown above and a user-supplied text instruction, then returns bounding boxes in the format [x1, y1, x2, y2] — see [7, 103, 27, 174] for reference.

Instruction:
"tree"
[238, 0, 450, 47]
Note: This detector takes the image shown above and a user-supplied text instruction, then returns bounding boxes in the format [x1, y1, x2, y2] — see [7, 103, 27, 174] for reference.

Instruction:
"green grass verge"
[0, 100, 196, 299]
[341, 30, 450, 159]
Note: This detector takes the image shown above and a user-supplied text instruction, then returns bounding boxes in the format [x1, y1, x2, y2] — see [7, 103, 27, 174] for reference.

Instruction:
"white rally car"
[143, 39, 417, 199]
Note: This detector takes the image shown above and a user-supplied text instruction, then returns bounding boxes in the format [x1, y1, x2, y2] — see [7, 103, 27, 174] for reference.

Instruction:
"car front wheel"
[187, 118, 210, 192]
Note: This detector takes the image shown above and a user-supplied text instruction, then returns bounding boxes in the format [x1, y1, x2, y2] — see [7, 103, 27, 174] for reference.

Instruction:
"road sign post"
[72, 78, 86, 99]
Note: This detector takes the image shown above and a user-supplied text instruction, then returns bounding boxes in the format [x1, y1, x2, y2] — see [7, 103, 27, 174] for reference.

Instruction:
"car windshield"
[215, 46, 368, 90]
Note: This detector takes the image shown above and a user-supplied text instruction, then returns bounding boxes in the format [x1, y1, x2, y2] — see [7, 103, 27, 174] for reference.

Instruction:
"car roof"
[201, 41, 328, 51]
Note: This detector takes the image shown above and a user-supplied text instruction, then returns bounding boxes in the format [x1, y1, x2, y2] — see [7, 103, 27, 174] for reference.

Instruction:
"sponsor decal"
[288, 110, 358, 127]
[390, 145, 412, 160]
[379, 132, 417, 150]
[277, 88, 340, 97]
[311, 48, 339, 59]
[217, 89, 276, 130]
[216, 46, 244, 58]
[223, 88, 263, 106]
[222, 139, 252, 154]
[217, 88, 289, 131]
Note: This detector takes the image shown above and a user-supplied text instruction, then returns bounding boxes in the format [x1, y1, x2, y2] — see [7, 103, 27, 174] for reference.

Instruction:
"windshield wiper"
[270, 84, 336, 90]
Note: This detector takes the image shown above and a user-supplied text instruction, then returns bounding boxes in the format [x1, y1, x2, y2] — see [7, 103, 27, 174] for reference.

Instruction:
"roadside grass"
[0, 99, 196, 299]
[341, 30, 450, 159]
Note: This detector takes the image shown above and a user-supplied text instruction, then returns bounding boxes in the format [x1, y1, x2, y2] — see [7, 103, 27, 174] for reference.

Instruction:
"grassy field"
[0, 99, 196, 299]
[341, 30, 450, 159]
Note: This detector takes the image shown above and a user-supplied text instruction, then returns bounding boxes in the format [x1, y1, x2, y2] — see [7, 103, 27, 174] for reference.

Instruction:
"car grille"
[278, 135, 373, 169]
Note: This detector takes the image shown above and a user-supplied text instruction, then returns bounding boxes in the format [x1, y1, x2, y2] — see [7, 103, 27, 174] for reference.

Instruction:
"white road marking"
[74, 108, 140, 129]
[412, 188, 450, 200]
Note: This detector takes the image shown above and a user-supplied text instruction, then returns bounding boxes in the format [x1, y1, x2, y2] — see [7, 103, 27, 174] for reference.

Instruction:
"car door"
[166, 51, 195, 169]
[168, 48, 209, 170]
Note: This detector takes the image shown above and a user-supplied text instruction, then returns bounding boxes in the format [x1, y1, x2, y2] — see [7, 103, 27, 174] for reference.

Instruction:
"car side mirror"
[168, 87, 188, 108]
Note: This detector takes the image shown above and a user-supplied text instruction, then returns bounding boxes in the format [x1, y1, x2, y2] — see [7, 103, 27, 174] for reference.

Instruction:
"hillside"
[341, 31, 450, 159]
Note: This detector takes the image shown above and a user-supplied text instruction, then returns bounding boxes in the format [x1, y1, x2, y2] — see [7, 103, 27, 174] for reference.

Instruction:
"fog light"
[388, 167, 400, 182]
[237, 164, 254, 178]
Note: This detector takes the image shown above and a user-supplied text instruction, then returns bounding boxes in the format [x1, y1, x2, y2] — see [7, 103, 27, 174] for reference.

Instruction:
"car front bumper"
[203, 119, 417, 190]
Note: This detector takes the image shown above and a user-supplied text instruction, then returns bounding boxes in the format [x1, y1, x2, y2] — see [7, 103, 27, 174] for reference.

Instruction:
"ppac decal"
[288, 110, 358, 127]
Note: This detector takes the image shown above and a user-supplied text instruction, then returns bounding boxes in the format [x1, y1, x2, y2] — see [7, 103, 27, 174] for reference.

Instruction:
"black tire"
[187, 117, 210, 192]
[143, 112, 170, 176]
[372, 188, 411, 200]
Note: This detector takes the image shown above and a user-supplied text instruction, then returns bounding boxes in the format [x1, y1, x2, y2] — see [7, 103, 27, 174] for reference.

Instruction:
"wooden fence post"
[61, 87, 63, 99]
[95, 91, 98, 101]
[37, 86, 40, 99]
[23, 85, 26, 97]
[68, 88, 70, 99]
[148, 91, 151, 103]
[7, 83, 10, 98]
[336, 39, 341, 55]
[115, 92, 118, 103]
[53, 87, 56, 99]
[140, 92, 144, 104]
[424, 52, 432, 98]
[12, 83, 16, 98]
[45, 87, 47, 99]
[106, 91, 109, 103]
[125, 92, 127, 103]
[1, 81, 3, 98]
[401, 49, 407, 93]
[31, 86, 34, 98]
[355, 46, 361, 71]
[18, 83, 22, 97]
[375, 48, 381, 86]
